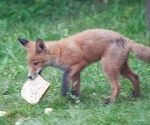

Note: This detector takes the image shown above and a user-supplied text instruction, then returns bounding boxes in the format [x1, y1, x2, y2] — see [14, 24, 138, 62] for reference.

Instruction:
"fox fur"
[18, 29, 150, 104]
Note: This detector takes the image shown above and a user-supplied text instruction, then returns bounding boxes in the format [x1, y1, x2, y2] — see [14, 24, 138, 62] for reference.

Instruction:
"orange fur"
[18, 29, 150, 104]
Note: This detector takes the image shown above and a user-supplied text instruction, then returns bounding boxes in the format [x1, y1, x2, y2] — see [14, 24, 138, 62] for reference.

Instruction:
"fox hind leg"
[121, 62, 140, 97]
[101, 58, 121, 104]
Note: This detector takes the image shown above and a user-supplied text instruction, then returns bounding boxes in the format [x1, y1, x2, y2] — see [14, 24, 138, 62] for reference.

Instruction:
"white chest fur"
[45, 59, 69, 71]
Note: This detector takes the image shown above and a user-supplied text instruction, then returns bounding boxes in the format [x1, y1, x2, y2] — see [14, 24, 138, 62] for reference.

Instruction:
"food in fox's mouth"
[21, 75, 51, 104]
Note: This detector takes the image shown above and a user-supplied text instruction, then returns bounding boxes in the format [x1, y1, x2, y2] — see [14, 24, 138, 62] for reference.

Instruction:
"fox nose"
[28, 75, 32, 79]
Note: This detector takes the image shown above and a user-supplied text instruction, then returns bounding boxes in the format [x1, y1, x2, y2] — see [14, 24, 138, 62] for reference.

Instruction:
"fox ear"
[18, 38, 30, 51]
[18, 38, 29, 46]
[36, 39, 46, 53]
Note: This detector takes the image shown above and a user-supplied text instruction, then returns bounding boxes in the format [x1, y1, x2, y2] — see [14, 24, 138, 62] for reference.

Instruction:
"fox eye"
[33, 62, 39, 66]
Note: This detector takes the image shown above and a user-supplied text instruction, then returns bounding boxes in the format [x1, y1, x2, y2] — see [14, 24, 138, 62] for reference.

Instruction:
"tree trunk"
[146, 0, 150, 42]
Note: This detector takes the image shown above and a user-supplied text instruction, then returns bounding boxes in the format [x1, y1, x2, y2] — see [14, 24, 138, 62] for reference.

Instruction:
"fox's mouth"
[28, 69, 43, 79]
[38, 69, 43, 75]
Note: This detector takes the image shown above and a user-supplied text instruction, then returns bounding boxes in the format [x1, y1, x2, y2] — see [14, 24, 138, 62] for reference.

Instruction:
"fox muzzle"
[28, 69, 43, 79]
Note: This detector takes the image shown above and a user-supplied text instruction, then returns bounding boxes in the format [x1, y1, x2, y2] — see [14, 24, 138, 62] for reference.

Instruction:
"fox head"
[18, 38, 49, 79]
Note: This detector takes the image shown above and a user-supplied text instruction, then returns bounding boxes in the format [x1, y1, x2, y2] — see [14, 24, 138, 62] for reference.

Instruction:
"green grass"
[0, 0, 150, 124]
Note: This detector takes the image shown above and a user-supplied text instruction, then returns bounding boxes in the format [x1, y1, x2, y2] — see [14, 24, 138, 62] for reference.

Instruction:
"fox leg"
[121, 62, 140, 97]
[101, 58, 122, 104]
[62, 61, 87, 96]
[62, 70, 71, 95]
[71, 73, 80, 96]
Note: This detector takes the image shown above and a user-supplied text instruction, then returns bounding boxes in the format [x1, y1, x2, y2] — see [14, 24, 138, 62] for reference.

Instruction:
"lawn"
[0, 0, 150, 125]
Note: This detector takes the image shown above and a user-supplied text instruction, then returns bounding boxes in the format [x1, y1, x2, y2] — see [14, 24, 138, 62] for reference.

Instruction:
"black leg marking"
[61, 69, 71, 95]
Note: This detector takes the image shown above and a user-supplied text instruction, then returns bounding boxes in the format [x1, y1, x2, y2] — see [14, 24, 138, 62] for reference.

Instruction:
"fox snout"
[28, 69, 43, 79]
[28, 75, 33, 79]
[28, 74, 37, 79]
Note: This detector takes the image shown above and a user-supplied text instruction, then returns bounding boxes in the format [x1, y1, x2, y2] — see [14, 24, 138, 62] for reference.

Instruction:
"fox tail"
[129, 39, 150, 62]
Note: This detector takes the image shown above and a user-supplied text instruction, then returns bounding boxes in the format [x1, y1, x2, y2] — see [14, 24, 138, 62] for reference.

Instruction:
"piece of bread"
[21, 75, 51, 104]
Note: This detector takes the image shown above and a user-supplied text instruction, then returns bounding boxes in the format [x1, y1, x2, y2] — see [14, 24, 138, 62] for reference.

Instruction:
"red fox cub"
[18, 29, 150, 104]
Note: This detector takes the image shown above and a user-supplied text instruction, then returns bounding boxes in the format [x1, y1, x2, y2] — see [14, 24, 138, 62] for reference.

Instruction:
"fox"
[18, 29, 150, 104]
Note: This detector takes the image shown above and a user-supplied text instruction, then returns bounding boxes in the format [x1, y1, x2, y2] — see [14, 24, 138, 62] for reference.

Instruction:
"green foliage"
[0, 0, 149, 125]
